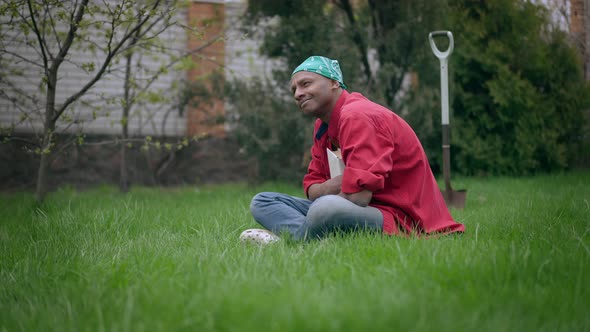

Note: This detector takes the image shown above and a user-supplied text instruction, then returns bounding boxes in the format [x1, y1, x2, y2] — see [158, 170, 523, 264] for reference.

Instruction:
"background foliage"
[450, 0, 590, 175]
[226, 79, 311, 182]
[227, 0, 589, 181]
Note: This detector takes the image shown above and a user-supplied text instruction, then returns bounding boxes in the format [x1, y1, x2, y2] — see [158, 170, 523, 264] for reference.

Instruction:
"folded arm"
[338, 189, 373, 207]
[307, 175, 373, 207]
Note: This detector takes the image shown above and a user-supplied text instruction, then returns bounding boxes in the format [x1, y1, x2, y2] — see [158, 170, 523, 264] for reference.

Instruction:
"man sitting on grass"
[240, 55, 465, 244]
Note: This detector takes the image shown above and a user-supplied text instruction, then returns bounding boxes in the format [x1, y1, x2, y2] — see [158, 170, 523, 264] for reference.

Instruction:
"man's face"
[290, 71, 340, 119]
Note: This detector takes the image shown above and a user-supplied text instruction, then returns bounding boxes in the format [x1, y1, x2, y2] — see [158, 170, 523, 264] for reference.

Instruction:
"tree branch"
[53, 0, 163, 122]
[1, 136, 38, 146]
[0, 77, 43, 109]
[52, 0, 89, 71]
[26, 0, 50, 76]
[0, 49, 44, 68]
[45, 1, 62, 51]
[338, 0, 372, 84]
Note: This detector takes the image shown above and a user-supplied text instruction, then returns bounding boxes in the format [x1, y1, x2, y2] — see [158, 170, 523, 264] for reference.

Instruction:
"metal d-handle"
[429, 30, 454, 125]
[429, 30, 454, 60]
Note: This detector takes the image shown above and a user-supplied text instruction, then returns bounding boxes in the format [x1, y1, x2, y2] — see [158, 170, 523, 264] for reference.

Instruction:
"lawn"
[0, 172, 589, 331]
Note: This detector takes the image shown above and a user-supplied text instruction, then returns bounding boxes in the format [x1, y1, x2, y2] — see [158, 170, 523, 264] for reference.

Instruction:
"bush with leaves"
[225, 79, 311, 183]
[236, 0, 447, 178]
[450, 0, 590, 175]
[236, 0, 589, 178]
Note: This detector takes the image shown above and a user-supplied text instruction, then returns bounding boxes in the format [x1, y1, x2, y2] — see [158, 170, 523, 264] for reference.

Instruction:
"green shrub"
[450, 0, 590, 175]
[225, 79, 312, 183]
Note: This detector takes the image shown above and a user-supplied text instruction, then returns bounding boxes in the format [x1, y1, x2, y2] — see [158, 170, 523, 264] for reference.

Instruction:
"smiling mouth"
[300, 99, 311, 108]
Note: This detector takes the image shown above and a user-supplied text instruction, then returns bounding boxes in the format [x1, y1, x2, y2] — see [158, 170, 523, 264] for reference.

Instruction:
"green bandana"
[291, 56, 347, 90]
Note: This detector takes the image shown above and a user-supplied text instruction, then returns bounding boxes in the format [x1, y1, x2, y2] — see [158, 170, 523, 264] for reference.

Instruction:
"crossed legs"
[250, 192, 383, 241]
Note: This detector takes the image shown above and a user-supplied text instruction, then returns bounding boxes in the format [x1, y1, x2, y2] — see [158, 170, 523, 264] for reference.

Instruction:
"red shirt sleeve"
[339, 111, 395, 194]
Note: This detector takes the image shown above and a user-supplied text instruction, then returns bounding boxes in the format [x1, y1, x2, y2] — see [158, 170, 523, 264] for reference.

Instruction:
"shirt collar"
[314, 90, 349, 140]
[327, 90, 348, 139]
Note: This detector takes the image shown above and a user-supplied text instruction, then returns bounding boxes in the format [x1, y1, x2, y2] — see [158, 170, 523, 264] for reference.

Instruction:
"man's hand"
[308, 176, 373, 207]
[308, 175, 342, 201]
[339, 189, 373, 207]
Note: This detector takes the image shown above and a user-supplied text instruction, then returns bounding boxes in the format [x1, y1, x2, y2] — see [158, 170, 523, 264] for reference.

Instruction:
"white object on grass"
[239, 229, 280, 244]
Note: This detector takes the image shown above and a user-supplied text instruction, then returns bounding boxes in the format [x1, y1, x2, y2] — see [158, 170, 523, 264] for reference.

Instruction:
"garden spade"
[429, 30, 467, 209]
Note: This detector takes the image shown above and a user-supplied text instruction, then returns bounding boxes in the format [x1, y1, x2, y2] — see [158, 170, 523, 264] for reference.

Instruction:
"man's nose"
[294, 87, 304, 100]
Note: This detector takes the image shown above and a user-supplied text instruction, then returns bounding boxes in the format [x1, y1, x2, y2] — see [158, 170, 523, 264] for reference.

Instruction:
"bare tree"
[115, 4, 226, 192]
[0, 0, 186, 202]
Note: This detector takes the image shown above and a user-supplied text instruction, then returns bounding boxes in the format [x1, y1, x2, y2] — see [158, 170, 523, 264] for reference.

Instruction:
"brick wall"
[570, 0, 589, 80]
[186, 1, 226, 137]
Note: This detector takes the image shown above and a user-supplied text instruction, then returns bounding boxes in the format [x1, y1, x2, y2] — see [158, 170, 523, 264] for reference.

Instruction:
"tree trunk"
[339, 0, 373, 87]
[119, 51, 133, 193]
[35, 69, 58, 203]
[119, 19, 141, 193]
[119, 139, 129, 192]
[35, 147, 50, 204]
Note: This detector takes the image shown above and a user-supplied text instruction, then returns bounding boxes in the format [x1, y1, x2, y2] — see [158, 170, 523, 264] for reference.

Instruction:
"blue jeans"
[250, 192, 383, 241]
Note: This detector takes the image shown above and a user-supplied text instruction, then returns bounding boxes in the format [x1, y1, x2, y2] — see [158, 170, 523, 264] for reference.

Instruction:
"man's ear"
[331, 79, 341, 90]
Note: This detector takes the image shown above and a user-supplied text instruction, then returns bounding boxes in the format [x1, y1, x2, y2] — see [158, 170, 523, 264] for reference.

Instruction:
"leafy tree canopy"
[450, 0, 590, 174]
[231, 0, 588, 179]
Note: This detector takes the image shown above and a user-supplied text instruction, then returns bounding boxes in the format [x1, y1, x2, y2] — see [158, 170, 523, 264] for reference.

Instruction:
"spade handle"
[429, 31, 454, 125]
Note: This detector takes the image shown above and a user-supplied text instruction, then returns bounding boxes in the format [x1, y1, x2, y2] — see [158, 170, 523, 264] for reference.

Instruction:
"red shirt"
[303, 90, 465, 235]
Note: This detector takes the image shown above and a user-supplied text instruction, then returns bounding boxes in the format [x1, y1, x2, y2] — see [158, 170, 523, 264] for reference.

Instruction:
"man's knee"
[307, 195, 348, 226]
[250, 192, 274, 215]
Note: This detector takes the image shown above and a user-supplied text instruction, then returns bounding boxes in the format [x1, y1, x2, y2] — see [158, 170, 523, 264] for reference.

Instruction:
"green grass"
[1, 172, 589, 332]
